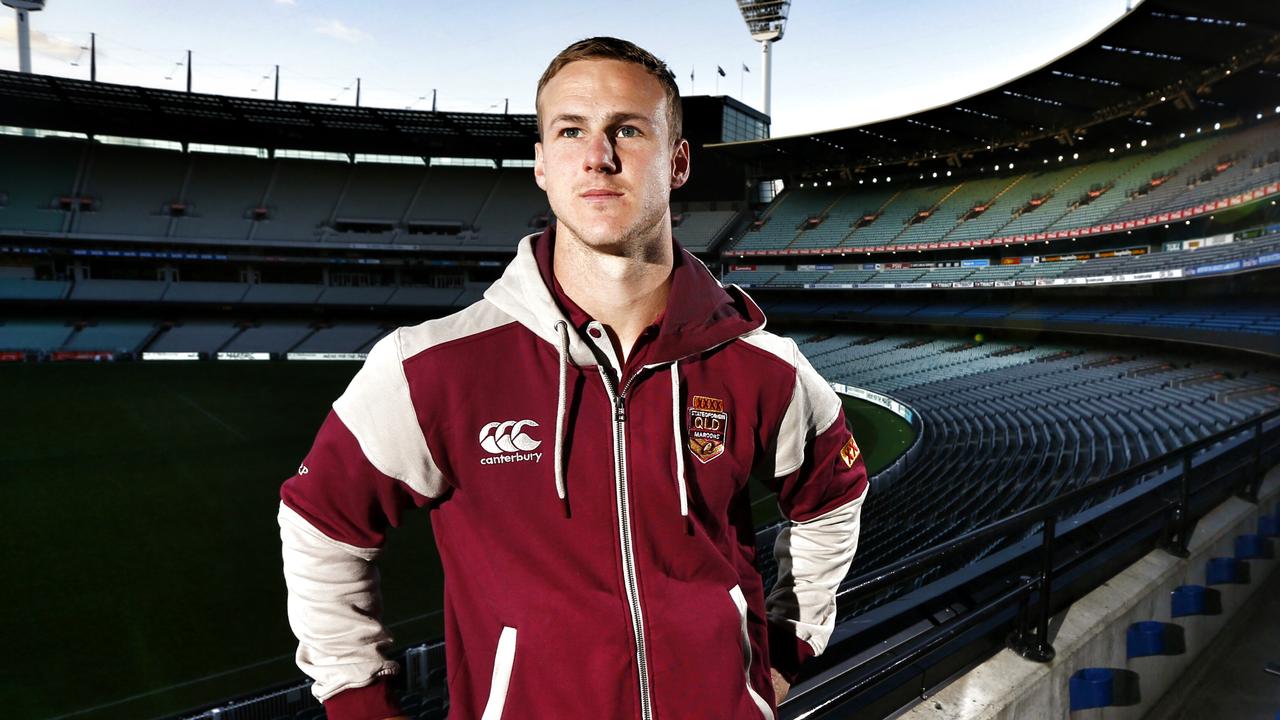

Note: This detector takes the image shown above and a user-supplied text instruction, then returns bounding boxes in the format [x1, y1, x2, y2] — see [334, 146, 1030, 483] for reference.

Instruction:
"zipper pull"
[615, 397, 626, 423]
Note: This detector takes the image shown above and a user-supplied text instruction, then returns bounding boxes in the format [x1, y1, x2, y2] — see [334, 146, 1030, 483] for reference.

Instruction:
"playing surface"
[2, 361, 913, 720]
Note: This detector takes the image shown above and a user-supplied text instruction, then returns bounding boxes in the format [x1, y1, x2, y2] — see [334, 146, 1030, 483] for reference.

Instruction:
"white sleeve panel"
[332, 329, 447, 499]
[766, 491, 865, 655]
[741, 333, 842, 477]
[279, 502, 400, 702]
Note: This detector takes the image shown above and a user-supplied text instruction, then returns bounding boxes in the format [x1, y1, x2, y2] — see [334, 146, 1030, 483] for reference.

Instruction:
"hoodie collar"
[485, 223, 766, 369]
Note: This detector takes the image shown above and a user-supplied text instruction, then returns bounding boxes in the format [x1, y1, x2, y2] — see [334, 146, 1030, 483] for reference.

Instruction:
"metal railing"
[782, 406, 1280, 719]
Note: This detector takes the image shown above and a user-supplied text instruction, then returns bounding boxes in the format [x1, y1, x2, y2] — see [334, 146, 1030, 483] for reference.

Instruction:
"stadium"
[1, 0, 1278, 718]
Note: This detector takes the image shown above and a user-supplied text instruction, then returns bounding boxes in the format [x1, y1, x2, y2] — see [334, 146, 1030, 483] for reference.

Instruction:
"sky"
[0, 0, 1137, 139]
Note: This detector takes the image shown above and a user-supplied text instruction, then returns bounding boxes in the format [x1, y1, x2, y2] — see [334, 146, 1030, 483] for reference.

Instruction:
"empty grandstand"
[2, 0, 1279, 719]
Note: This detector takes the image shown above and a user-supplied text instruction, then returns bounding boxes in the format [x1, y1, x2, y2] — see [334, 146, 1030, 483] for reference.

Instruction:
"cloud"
[0, 24, 84, 61]
[313, 19, 370, 43]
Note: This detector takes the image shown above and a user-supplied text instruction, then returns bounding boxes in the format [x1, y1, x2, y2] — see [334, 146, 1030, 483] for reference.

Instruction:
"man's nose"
[583, 132, 618, 174]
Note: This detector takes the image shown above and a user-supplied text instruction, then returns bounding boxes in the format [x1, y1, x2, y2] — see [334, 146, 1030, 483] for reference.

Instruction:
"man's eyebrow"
[549, 113, 589, 126]
[548, 112, 654, 127]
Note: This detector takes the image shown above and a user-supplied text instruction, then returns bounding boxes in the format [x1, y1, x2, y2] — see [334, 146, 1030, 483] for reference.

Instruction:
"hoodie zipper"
[599, 366, 652, 720]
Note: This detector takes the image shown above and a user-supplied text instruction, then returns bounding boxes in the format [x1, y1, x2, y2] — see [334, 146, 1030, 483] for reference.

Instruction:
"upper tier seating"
[731, 118, 1280, 253]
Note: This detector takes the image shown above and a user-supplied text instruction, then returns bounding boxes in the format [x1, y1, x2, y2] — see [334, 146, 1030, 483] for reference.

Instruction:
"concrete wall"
[902, 465, 1280, 720]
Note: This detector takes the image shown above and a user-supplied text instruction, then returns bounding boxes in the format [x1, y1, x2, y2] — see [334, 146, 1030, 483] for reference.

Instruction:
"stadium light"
[1213, 122, 1221, 130]
[2, 1, 44, 74]
[737, 0, 789, 117]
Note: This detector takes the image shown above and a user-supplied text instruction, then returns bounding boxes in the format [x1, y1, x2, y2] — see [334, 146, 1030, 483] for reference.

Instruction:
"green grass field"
[2, 362, 913, 720]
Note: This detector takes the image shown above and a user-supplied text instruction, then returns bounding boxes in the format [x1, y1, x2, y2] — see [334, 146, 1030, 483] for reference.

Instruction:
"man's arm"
[764, 343, 869, 688]
[279, 332, 448, 720]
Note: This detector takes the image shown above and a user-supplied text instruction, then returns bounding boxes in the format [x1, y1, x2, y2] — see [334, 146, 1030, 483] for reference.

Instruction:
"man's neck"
[553, 227, 674, 363]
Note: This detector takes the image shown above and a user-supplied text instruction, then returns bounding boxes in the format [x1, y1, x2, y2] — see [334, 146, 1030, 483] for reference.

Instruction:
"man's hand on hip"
[771, 668, 791, 703]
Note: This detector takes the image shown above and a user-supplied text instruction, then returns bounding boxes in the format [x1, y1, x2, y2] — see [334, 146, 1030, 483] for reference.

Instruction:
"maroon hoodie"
[279, 227, 869, 720]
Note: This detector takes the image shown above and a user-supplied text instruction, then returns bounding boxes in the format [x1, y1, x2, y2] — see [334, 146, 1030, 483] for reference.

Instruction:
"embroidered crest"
[840, 435, 861, 468]
[688, 395, 728, 464]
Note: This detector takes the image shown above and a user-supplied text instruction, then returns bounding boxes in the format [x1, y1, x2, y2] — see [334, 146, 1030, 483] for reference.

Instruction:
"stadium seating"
[291, 323, 387, 353]
[256, 159, 350, 243]
[172, 152, 272, 241]
[0, 278, 70, 300]
[220, 321, 315, 353]
[74, 144, 188, 237]
[0, 318, 75, 351]
[62, 320, 157, 353]
[147, 320, 242, 354]
[674, 209, 741, 252]
[0, 134, 82, 232]
[470, 167, 551, 246]
[730, 118, 1280, 253]
[793, 332, 1280, 590]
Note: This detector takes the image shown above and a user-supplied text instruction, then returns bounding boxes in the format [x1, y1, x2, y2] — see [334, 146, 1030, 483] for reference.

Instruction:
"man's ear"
[670, 138, 691, 190]
[534, 141, 547, 191]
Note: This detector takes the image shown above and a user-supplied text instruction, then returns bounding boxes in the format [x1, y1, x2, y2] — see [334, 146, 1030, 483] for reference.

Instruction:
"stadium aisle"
[1146, 520, 1280, 720]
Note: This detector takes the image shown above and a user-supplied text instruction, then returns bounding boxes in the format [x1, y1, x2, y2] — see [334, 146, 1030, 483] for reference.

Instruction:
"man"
[279, 37, 868, 720]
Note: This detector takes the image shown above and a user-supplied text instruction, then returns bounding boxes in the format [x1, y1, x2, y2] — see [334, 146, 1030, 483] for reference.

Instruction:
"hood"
[483, 223, 767, 521]
[483, 224, 767, 369]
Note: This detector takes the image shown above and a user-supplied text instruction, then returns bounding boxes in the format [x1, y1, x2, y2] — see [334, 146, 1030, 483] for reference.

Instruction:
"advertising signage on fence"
[142, 352, 200, 361]
[1185, 260, 1243, 277]
[217, 352, 270, 361]
[51, 351, 114, 362]
[829, 382, 914, 424]
[1257, 252, 1280, 268]
[0, 351, 26, 362]
[286, 353, 368, 361]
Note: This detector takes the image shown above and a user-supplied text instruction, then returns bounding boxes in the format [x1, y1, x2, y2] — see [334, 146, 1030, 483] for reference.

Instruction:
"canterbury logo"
[479, 420, 543, 453]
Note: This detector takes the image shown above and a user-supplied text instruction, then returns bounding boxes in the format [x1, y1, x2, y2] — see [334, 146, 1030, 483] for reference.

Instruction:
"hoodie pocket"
[729, 585, 776, 720]
[481, 626, 518, 720]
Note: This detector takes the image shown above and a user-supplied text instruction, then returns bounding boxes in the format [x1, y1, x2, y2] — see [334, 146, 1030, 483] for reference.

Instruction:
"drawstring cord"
[553, 321, 689, 526]
[670, 361, 690, 528]
[554, 320, 570, 517]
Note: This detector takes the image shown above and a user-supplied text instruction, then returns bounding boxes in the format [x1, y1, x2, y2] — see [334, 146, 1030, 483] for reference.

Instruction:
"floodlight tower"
[3, 0, 45, 74]
[736, 0, 789, 118]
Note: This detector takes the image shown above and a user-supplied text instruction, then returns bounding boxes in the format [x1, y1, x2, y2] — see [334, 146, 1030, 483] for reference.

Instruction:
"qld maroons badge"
[840, 435, 861, 468]
[688, 395, 728, 464]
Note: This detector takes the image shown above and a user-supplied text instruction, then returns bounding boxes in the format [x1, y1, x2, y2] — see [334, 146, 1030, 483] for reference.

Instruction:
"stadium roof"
[0, 69, 540, 158]
[707, 0, 1280, 180]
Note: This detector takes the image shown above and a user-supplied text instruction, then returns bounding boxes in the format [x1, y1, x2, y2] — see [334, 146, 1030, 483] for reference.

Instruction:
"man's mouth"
[580, 188, 624, 201]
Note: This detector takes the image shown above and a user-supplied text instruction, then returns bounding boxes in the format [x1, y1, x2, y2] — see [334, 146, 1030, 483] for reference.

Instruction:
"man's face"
[534, 59, 690, 254]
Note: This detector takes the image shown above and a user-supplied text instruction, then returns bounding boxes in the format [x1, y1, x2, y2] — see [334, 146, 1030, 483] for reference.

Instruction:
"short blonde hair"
[536, 36, 683, 143]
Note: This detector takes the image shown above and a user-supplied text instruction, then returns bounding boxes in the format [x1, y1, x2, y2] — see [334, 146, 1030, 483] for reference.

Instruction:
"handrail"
[836, 405, 1280, 602]
[783, 404, 1280, 719]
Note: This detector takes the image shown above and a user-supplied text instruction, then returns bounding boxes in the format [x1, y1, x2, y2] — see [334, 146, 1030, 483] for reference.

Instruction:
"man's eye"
[560, 128, 582, 138]
[617, 126, 640, 138]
